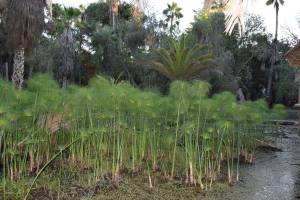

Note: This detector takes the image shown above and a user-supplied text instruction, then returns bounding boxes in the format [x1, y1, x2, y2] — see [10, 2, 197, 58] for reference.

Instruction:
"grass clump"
[0, 74, 285, 199]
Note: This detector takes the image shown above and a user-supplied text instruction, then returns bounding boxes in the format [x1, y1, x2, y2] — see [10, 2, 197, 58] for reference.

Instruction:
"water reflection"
[295, 169, 300, 199]
[221, 126, 300, 200]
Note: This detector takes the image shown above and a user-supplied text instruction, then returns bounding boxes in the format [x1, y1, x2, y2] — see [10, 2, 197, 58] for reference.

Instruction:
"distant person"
[236, 87, 246, 103]
[261, 86, 267, 98]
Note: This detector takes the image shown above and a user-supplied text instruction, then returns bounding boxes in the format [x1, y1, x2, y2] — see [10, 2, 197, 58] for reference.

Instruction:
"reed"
[0, 74, 286, 199]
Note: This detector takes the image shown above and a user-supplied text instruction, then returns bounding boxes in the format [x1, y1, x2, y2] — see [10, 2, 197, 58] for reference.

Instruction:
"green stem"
[171, 104, 180, 178]
[24, 136, 81, 200]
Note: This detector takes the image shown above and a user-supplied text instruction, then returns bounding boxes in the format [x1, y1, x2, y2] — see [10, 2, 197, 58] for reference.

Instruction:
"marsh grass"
[0, 74, 285, 199]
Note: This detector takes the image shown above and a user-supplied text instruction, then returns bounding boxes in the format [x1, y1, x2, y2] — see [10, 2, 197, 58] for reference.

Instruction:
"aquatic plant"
[0, 74, 285, 198]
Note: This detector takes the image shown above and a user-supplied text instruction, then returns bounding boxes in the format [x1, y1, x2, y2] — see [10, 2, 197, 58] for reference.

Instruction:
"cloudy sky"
[53, 0, 300, 39]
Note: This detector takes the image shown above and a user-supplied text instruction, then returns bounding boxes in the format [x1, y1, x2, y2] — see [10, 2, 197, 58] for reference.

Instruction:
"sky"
[53, 0, 300, 40]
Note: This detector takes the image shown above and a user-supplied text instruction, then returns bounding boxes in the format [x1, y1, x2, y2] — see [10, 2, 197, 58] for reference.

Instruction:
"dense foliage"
[0, 1, 297, 104]
[0, 74, 285, 198]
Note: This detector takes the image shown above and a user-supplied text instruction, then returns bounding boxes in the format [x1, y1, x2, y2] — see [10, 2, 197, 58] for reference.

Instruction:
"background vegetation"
[0, 0, 298, 105]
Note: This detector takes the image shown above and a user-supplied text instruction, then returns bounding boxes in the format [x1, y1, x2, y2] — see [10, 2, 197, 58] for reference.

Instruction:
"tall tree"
[266, 0, 284, 103]
[46, 0, 53, 19]
[108, 0, 119, 30]
[130, 0, 147, 10]
[163, 2, 183, 36]
[56, 7, 80, 88]
[202, 0, 245, 34]
[0, 0, 5, 16]
[202, 0, 215, 11]
[266, 0, 284, 42]
[202, 0, 226, 12]
[4, 0, 50, 89]
[130, 0, 147, 23]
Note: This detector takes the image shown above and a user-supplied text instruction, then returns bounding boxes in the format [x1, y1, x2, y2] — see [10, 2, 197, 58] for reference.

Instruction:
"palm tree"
[107, 0, 119, 30]
[202, 0, 249, 34]
[266, 0, 284, 42]
[0, 0, 5, 16]
[130, 0, 147, 11]
[46, 0, 53, 18]
[57, 7, 80, 88]
[223, 0, 247, 34]
[202, 0, 247, 34]
[203, 0, 284, 103]
[130, 0, 147, 22]
[202, 0, 215, 11]
[163, 2, 183, 36]
[108, 0, 147, 28]
[4, 0, 50, 89]
[152, 35, 214, 81]
[266, 0, 284, 102]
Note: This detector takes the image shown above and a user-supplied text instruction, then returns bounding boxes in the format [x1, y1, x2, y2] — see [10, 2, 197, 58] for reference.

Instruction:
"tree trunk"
[274, 2, 279, 42]
[266, 52, 275, 104]
[46, 0, 53, 19]
[62, 76, 68, 89]
[202, 0, 214, 11]
[112, 12, 116, 30]
[298, 86, 300, 136]
[58, 26, 75, 88]
[12, 47, 25, 89]
[110, 0, 118, 30]
[266, 1, 279, 104]
[170, 13, 174, 35]
[5, 62, 8, 81]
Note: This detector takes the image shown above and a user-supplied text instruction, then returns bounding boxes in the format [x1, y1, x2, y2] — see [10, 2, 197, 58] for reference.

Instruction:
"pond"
[219, 126, 300, 200]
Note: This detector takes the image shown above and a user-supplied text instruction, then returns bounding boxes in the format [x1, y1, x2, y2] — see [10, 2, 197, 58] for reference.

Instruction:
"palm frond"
[151, 35, 214, 81]
[266, 0, 273, 5]
[6, 0, 47, 51]
[224, 0, 246, 35]
[130, 0, 147, 12]
[152, 61, 175, 79]
[154, 49, 175, 72]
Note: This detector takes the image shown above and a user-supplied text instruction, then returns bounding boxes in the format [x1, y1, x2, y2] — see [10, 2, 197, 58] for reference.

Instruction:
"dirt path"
[221, 126, 300, 200]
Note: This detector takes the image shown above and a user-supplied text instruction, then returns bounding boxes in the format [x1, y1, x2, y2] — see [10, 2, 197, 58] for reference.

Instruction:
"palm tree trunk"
[170, 13, 174, 35]
[266, 50, 275, 104]
[274, 2, 279, 42]
[4, 62, 8, 81]
[12, 47, 25, 89]
[202, 0, 214, 11]
[59, 26, 74, 88]
[266, 2, 279, 104]
[110, 0, 118, 30]
[46, 0, 53, 19]
[112, 12, 116, 30]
